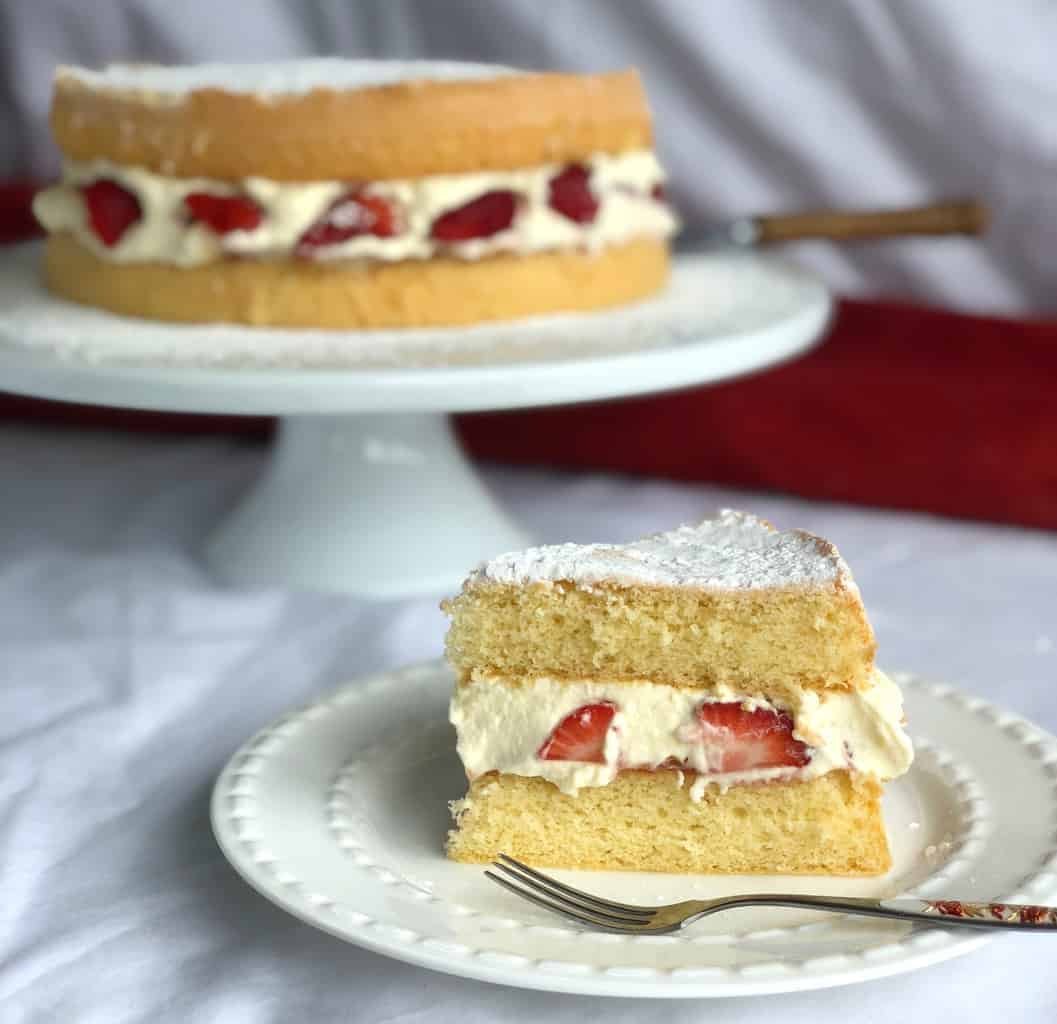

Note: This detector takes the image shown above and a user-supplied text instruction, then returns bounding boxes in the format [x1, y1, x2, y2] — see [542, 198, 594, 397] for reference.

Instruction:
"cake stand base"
[205, 413, 528, 597]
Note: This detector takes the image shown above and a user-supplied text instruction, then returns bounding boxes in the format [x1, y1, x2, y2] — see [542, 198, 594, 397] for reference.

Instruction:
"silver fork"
[486, 854, 1057, 934]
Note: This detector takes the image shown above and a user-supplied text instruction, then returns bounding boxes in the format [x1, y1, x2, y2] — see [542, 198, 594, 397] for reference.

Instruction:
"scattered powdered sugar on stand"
[0, 247, 819, 369]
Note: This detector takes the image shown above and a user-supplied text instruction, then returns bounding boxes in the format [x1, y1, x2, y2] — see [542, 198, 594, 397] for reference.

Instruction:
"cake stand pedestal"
[206, 412, 527, 597]
[0, 247, 831, 596]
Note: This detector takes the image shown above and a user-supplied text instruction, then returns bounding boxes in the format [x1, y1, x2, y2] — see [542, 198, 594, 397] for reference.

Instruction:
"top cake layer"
[445, 511, 877, 693]
[470, 510, 857, 593]
[50, 60, 653, 181]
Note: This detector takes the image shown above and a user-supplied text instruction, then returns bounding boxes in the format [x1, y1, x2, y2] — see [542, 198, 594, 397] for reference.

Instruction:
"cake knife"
[676, 198, 988, 251]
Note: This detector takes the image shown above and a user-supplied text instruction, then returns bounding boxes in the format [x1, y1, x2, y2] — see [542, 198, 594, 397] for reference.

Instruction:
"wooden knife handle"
[754, 200, 988, 243]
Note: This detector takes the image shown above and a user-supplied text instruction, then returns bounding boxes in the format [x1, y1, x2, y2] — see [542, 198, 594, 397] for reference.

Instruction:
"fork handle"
[694, 895, 1057, 931]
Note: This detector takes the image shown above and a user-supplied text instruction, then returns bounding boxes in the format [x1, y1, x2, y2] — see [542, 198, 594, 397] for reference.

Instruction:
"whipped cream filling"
[450, 669, 913, 798]
[32, 150, 678, 267]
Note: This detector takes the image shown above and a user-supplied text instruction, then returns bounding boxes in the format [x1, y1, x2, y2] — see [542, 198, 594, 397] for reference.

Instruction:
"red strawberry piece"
[296, 191, 398, 253]
[185, 193, 263, 234]
[81, 180, 141, 246]
[537, 702, 617, 763]
[548, 164, 599, 224]
[430, 190, 517, 242]
[691, 702, 810, 773]
[651, 183, 668, 203]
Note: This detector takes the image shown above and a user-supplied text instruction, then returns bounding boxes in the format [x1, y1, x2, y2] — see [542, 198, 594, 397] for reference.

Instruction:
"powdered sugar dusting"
[0, 245, 826, 369]
[469, 510, 854, 591]
[58, 59, 515, 100]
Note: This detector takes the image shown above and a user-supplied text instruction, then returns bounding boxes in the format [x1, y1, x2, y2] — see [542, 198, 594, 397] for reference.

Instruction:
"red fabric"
[458, 300, 1057, 531]
[2, 181, 1055, 530]
[0, 181, 44, 244]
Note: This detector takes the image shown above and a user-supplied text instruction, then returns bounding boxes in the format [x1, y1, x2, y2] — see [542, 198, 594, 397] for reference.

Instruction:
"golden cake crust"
[447, 770, 891, 875]
[43, 233, 670, 328]
[50, 67, 653, 181]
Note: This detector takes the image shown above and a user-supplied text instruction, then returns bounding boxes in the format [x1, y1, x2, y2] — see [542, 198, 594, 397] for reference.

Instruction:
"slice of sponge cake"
[444, 511, 912, 875]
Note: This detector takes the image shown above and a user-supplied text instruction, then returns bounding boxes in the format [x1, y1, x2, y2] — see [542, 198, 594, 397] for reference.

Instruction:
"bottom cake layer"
[447, 770, 892, 875]
[43, 234, 669, 328]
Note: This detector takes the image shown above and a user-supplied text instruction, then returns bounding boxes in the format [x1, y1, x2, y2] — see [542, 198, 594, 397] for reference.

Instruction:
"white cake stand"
[0, 244, 830, 596]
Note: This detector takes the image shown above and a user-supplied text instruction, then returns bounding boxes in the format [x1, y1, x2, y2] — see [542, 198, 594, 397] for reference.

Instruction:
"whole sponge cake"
[32, 59, 678, 328]
[444, 510, 913, 875]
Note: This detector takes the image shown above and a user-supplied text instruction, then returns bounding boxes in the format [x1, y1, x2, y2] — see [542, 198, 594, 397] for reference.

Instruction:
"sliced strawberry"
[185, 193, 263, 234]
[691, 702, 810, 773]
[651, 183, 668, 203]
[430, 190, 517, 242]
[537, 702, 617, 763]
[296, 191, 398, 254]
[548, 164, 598, 224]
[81, 180, 141, 246]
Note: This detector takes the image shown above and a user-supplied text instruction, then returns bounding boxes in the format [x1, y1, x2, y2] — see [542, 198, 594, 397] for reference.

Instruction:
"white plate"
[211, 662, 1057, 998]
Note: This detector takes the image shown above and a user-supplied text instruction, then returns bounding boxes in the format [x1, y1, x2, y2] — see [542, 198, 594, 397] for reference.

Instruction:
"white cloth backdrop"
[2, 0, 1056, 315]
[1, 422, 1056, 1021]
[3, 1, 1057, 1017]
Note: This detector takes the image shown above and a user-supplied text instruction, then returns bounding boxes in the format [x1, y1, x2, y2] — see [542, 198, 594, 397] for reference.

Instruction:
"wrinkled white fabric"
[2, 2, 1057, 1017]
[2, 0, 1055, 314]
[1, 422, 1056, 1021]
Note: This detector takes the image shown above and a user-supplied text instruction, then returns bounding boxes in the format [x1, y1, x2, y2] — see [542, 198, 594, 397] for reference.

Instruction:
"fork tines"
[485, 853, 658, 933]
